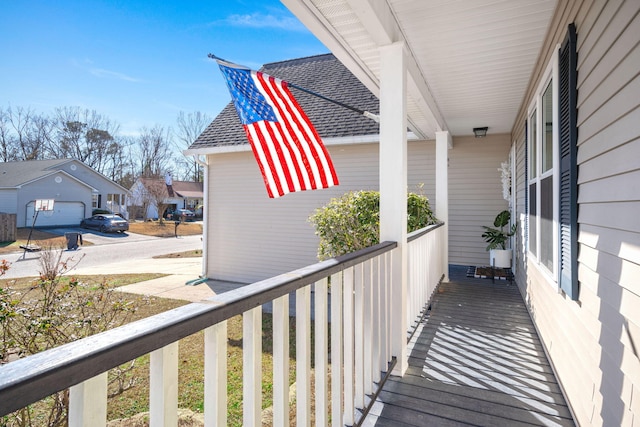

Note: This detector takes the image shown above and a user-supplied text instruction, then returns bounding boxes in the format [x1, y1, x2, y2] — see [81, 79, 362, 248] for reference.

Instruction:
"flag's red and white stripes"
[243, 71, 339, 198]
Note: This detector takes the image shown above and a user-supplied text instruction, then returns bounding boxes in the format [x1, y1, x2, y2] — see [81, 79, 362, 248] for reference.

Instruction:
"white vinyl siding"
[0, 189, 18, 214]
[513, 1, 640, 425]
[209, 142, 435, 283]
[448, 134, 511, 266]
[207, 143, 382, 283]
[206, 136, 509, 283]
[17, 173, 92, 227]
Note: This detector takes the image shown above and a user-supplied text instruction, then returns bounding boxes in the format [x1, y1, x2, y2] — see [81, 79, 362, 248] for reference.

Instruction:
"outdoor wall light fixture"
[473, 127, 488, 138]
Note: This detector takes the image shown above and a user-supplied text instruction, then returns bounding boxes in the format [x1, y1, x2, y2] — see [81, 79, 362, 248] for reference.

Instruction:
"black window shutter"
[558, 23, 579, 300]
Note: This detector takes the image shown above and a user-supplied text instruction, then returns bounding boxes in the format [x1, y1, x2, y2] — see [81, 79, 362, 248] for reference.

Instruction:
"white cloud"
[90, 68, 141, 82]
[223, 12, 306, 32]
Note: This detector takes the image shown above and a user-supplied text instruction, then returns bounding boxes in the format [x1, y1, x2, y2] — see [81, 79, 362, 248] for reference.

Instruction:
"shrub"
[0, 245, 139, 426]
[309, 189, 438, 260]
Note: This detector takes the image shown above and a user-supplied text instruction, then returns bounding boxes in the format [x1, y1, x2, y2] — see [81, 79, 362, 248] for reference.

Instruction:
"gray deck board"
[364, 265, 575, 427]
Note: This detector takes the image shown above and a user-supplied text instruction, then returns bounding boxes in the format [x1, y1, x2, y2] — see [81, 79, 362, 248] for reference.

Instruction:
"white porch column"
[379, 41, 408, 376]
[435, 131, 451, 281]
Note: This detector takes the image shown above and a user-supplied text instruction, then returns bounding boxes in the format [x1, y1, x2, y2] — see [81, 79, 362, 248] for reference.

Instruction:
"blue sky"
[1, 0, 328, 136]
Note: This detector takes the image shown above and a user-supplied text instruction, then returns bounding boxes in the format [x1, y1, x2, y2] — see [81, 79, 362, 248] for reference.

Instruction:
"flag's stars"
[220, 66, 277, 125]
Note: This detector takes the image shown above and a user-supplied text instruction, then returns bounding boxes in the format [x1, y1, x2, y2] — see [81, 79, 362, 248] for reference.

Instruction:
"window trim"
[526, 46, 561, 284]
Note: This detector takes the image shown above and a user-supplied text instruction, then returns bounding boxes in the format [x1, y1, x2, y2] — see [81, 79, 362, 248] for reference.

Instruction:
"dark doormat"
[467, 266, 513, 281]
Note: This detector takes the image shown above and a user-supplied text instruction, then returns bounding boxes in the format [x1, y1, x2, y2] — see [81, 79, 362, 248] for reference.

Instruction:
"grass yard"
[0, 229, 76, 255]
[107, 313, 300, 426]
[127, 220, 203, 238]
[0, 221, 312, 426]
[0, 273, 302, 427]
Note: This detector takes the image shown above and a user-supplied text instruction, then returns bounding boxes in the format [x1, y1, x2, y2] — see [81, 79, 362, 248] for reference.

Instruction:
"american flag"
[216, 59, 339, 198]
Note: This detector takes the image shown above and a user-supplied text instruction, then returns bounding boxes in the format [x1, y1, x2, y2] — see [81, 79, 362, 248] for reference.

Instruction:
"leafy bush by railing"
[309, 189, 438, 260]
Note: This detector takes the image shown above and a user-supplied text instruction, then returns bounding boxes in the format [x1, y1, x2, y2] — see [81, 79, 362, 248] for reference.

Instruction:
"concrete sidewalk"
[70, 257, 245, 303]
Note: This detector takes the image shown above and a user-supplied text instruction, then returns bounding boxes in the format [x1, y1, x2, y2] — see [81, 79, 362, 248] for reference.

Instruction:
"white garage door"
[26, 202, 85, 227]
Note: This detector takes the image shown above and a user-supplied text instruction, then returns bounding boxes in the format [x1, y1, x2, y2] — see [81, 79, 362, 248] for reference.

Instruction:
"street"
[1, 231, 203, 279]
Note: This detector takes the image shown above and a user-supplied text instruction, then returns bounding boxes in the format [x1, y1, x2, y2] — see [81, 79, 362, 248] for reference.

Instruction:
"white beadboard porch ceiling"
[282, 0, 557, 139]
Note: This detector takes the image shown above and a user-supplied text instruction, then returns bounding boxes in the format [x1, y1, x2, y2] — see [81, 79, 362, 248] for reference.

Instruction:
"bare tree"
[136, 125, 173, 178]
[0, 107, 54, 161]
[105, 136, 136, 186]
[0, 107, 16, 161]
[143, 179, 170, 223]
[52, 107, 122, 175]
[4, 106, 46, 160]
[174, 111, 211, 181]
[0, 104, 194, 192]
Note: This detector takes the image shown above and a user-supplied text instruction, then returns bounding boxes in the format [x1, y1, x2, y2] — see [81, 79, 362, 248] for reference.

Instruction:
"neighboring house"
[128, 174, 203, 220]
[186, 54, 510, 284]
[0, 159, 128, 227]
[185, 0, 640, 425]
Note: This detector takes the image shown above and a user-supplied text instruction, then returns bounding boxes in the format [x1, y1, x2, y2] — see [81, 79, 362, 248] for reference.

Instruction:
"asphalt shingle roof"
[190, 54, 380, 149]
[0, 159, 73, 187]
[137, 177, 203, 198]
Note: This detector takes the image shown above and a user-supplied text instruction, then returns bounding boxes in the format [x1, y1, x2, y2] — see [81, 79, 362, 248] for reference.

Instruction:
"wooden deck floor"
[362, 265, 575, 427]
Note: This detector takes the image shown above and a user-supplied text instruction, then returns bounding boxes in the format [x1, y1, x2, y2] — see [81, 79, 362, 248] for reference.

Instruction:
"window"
[528, 54, 558, 278]
[92, 194, 99, 209]
[527, 24, 578, 300]
[528, 110, 538, 258]
[540, 81, 554, 272]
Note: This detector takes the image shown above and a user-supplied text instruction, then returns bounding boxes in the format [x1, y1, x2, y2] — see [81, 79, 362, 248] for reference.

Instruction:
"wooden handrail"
[407, 221, 444, 243]
[0, 241, 397, 416]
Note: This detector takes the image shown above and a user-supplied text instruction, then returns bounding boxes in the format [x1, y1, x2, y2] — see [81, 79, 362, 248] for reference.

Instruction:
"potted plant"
[482, 209, 516, 268]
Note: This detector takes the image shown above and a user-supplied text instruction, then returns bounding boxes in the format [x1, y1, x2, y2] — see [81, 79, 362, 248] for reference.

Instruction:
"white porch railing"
[407, 222, 446, 335]
[0, 223, 444, 426]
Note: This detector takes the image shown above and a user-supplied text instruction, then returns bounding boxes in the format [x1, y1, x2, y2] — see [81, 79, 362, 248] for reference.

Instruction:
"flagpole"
[208, 53, 380, 123]
[286, 82, 380, 123]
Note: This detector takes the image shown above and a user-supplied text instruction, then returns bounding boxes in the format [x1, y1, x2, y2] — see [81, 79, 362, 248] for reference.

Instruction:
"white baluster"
[315, 278, 328, 426]
[296, 286, 311, 427]
[68, 372, 107, 427]
[243, 307, 262, 426]
[273, 294, 290, 427]
[343, 267, 355, 425]
[150, 342, 179, 427]
[330, 272, 343, 427]
[204, 321, 227, 426]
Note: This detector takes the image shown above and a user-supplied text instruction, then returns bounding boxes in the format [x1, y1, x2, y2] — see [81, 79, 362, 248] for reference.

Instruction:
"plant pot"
[490, 249, 511, 268]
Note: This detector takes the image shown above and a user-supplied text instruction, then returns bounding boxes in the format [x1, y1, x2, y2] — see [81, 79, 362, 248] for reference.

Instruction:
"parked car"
[92, 208, 125, 218]
[168, 208, 195, 221]
[80, 214, 129, 233]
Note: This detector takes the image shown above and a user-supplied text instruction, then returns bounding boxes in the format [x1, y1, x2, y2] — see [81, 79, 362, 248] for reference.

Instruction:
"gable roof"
[0, 159, 84, 188]
[190, 54, 380, 150]
[0, 159, 128, 192]
[170, 181, 203, 198]
[136, 177, 203, 199]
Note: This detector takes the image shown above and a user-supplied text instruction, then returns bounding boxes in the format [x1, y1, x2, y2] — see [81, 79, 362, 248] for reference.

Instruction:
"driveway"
[2, 233, 202, 279]
[46, 227, 161, 246]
